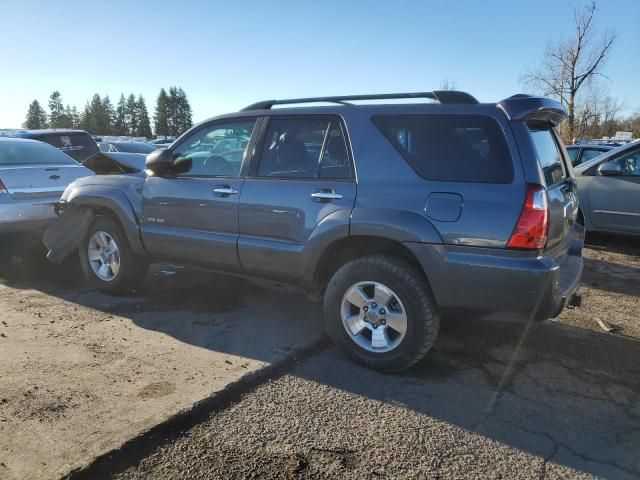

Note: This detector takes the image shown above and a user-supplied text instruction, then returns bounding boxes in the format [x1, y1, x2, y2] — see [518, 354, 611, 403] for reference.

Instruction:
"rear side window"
[36, 133, 99, 162]
[257, 117, 352, 180]
[528, 125, 567, 185]
[372, 114, 514, 183]
[0, 141, 78, 165]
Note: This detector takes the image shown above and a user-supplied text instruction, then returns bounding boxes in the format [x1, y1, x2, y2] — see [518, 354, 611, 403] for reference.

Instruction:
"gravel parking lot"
[0, 234, 638, 479]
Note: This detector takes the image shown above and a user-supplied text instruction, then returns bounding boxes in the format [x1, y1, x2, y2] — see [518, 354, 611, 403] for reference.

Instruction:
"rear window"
[35, 133, 99, 162]
[528, 124, 567, 185]
[0, 141, 78, 165]
[372, 114, 514, 183]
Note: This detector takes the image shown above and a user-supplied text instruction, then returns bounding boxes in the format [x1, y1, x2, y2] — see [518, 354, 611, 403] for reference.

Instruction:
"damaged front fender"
[43, 204, 94, 263]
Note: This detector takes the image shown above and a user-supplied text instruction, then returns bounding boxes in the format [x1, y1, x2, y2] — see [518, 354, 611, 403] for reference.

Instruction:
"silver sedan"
[575, 140, 640, 236]
[0, 138, 93, 234]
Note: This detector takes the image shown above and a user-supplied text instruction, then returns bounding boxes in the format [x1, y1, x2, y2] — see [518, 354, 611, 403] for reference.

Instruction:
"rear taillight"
[0, 179, 6, 193]
[507, 184, 549, 250]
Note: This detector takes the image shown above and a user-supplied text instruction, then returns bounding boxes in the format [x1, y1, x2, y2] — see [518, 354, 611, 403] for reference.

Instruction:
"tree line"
[24, 87, 193, 138]
[521, 1, 639, 142]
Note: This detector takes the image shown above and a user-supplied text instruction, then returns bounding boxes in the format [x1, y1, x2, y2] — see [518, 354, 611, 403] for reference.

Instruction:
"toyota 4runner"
[45, 91, 584, 372]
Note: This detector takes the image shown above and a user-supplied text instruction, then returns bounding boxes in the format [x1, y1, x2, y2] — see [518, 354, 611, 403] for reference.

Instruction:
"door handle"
[311, 190, 343, 201]
[213, 186, 239, 196]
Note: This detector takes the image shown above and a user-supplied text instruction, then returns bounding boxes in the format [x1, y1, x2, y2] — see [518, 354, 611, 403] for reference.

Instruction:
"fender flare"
[301, 207, 443, 289]
[64, 185, 147, 256]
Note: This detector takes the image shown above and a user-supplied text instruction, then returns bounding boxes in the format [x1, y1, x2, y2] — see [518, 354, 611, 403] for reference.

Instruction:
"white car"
[0, 137, 93, 234]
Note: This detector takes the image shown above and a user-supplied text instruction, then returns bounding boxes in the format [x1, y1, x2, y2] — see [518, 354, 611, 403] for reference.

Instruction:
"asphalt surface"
[0, 233, 639, 479]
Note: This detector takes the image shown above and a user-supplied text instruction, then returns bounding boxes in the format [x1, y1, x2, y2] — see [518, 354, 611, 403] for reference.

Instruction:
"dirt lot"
[0, 234, 639, 479]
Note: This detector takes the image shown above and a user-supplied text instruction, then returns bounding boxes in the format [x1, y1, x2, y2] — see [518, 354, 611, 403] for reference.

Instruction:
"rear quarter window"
[35, 133, 99, 162]
[528, 124, 568, 185]
[372, 114, 514, 183]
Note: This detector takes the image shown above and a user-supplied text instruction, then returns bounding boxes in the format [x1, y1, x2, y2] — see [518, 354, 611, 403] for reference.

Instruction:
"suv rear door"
[238, 116, 356, 282]
[527, 123, 578, 248]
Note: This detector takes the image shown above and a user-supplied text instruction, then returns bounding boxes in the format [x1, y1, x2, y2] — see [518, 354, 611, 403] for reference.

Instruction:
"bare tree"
[438, 78, 458, 91]
[521, 2, 615, 141]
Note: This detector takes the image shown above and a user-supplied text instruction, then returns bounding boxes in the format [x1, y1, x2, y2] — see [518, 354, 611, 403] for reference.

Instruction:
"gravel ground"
[1, 234, 638, 480]
[109, 234, 640, 480]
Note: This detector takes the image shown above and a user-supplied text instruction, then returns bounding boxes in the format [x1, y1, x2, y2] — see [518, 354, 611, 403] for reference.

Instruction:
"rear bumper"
[405, 228, 584, 321]
[0, 198, 58, 234]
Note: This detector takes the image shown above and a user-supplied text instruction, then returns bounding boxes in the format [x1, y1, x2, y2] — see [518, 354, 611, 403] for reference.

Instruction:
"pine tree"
[136, 95, 153, 138]
[153, 88, 169, 137]
[24, 100, 48, 129]
[114, 94, 128, 136]
[48, 91, 67, 128]
[126, 94, 139, 136]
[167, 86, 179, 136]
[79, 94, 110, 134]
[68, 106, 80, 128]
[101, 96, 115, 135]
[175, 87, 193, 135]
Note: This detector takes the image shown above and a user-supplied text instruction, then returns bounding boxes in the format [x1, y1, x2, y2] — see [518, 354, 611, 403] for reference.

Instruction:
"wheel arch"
[64, 186, 147, 256]
[311, 235, 434, 296]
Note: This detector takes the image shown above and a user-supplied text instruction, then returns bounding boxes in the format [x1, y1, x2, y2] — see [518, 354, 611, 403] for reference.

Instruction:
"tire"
[323, 255, 440, 372]
[79, 216, 148, 294]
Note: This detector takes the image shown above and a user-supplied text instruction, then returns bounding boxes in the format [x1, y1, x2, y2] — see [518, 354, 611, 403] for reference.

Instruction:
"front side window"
[528, 124, 568, 185]
[611, 148, 640, 176]
[172, 120, 256, 177]
[372, 114, 514, 183]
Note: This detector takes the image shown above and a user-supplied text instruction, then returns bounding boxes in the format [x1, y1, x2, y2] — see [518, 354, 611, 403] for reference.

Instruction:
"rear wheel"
[79, 216, 148, 294]
[323, 255, 439, 372]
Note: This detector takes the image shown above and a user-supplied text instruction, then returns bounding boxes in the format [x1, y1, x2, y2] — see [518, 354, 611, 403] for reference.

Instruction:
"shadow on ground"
[1, 234, 638, 478]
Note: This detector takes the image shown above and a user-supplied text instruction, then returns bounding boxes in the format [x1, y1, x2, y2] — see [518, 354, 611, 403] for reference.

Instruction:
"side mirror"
[597, 161, 623, 176]
[145, 148, 175, 174]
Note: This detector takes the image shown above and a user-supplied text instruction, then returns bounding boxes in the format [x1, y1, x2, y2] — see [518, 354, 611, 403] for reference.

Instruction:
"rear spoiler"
[497, 94, 567, 126]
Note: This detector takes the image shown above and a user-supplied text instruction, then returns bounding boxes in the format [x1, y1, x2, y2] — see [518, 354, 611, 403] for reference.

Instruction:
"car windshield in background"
[0, 141, 79, 165]
[528, 124, 568, 185]
[36, 133, 99, 163]
[372, 114, 514, 183]
[111, 142, 158, 154]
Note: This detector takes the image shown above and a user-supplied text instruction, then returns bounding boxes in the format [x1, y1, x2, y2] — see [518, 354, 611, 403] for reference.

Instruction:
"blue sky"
[1, 0, 638, 129]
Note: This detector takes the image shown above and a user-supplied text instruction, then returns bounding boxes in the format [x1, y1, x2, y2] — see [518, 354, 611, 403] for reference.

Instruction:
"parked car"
[45, 91, 584, 372]
[575, 140, 640, 236]
[98, 141, 159, 154]
[566, 143, 614, 166]
[2, 129, 147, 174]
[0, 137, 93, 234]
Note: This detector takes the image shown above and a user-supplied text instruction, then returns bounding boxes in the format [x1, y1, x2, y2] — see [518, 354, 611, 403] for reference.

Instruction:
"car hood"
[82, 151, 147, 175]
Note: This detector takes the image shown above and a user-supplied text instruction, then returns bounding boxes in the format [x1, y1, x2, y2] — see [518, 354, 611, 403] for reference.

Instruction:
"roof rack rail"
[241, 91, 479, 111]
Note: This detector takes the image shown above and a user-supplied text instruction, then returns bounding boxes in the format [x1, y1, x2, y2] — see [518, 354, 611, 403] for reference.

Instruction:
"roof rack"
[241, 91, 479, 111]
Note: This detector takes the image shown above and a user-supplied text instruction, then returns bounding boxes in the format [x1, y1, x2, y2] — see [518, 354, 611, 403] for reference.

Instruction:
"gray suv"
[46, 91, 584, 372]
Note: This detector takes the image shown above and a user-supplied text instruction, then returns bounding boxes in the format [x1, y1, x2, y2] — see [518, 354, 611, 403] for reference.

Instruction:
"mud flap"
[43, 205, 94, 263]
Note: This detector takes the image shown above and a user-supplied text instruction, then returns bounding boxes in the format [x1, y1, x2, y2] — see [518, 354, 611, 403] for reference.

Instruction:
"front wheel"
[79, 216, 148, 294]
[323, 255, 440, 372]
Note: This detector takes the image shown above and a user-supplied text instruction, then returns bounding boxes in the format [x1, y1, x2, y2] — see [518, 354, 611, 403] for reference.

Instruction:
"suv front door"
[238, 116, 356, 283]
[141, 119, 258, 270]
